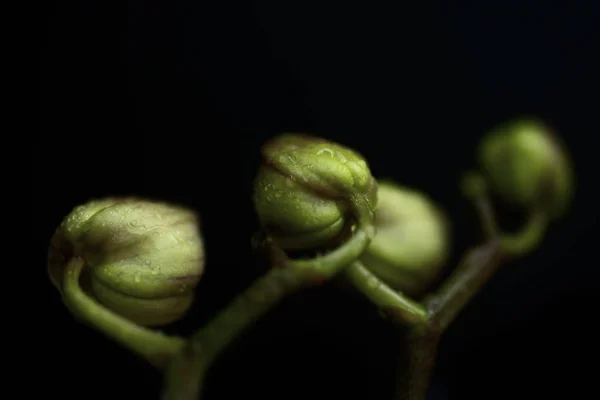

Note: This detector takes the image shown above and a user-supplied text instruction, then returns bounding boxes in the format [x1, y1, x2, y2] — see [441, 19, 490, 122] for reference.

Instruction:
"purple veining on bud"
[253, 133, 378, 251]
[49, 197, 206, 327]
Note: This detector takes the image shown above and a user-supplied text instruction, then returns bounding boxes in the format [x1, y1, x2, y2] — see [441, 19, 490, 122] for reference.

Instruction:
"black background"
[37, 1, 598, 399]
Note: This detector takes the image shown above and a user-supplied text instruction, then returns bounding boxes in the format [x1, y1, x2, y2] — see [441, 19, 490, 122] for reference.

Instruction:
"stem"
[343, 261, 428, 326]
[390, 172, 511, 400]
[424, 240, 504, 330]
[461, 170, 550, 257]
[393, 326, 441, 400]
[461, 171, 498, 239]
[291, 227, 374, 278]
[62, 258, 185, 368]
[162, 266, 306, 400]
[191, 267, 307, 367]
[501, 211, 548, 258]
[391, 240, 503, 400]
[162, 224, 374, 400]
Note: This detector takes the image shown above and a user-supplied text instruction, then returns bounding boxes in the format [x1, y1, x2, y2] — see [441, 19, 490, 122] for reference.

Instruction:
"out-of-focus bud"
[360, 181, 450, 296]
[253, 133, 378, 250]
[48, 198, 205, 326]
[478, 118, 574, 216]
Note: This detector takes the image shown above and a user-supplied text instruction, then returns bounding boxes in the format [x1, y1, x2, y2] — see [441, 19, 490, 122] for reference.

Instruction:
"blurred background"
[37, 1, 598, 399]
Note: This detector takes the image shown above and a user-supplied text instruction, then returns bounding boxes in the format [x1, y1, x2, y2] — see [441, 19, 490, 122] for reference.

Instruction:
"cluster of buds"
[48, 117, 574, 400]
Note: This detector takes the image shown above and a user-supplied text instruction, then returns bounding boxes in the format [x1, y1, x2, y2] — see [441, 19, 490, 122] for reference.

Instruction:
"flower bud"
[48, 198, 205, 327]
[360, 181, 450, 296]
[253, 133, 378, 250]
[478, 118, 573, 216]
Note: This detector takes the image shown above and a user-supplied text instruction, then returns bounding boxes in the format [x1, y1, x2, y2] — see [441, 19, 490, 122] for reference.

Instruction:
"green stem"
[390, 240, 504, 400]
[191, 267, 307, 367]
[62, 258, 185, 368]
[344, 241, 503, 399]
[338, 243, 503, 398]
[461, 171, 498, 239]
[461, 170, 550, 258]
[384, 172, 512, 400]
[291, 227, 374, 278]
[392, 326, 441, 400]
[424, 240, 504, 330]
[162, 225, 374, 400]
[389, 170, 546, 399]
[500, 211, 548, 258]
[343, 261, 428, 326]
[194, 229, 374, 366]
[387, 172, 507, 400]
[162, 266, 306, 400]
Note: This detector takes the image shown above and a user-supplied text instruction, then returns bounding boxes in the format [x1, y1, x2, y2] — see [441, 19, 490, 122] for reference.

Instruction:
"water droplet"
[145, 260, 152, 266]
[134, 273, 142, 283]
[316, 148, 334, 157]
[275, 192, 282, 198]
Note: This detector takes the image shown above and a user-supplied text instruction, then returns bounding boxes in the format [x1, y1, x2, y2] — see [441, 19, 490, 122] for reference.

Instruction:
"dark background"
[37, 1, 598, 399]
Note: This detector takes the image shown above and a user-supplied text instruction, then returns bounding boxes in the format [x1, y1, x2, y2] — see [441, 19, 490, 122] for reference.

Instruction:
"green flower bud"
[360, 181, 450, 296]
[253, 133, 378, 250]
[478, 118, 574, 216]
[48, 198, 205, 327]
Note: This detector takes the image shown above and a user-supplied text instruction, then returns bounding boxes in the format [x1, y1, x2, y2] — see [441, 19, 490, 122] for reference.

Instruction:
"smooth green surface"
[360, 181, 450, 296]
[478, 118, 573, 217]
